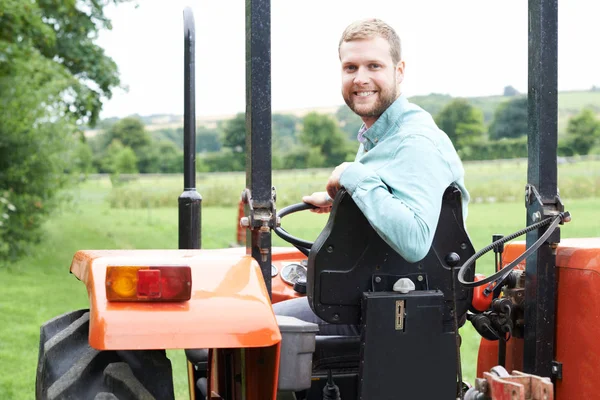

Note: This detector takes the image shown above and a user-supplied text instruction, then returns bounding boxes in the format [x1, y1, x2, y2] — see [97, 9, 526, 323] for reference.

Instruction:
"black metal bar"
[524, 0, 558, 378]
[179, 7, 202, 250]
[245, 0, 272, 294]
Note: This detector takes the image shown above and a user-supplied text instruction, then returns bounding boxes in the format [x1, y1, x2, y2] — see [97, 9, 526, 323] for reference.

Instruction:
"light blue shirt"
[339, 94, 470, 263]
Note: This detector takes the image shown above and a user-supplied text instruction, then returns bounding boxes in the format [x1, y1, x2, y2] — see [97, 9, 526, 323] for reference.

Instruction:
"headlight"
[271, 264, 278, 277]
[280, 263, 307, 286]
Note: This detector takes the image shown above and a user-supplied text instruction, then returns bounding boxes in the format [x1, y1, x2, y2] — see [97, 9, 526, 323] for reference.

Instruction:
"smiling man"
[274, 19, 469, 335]
[304, 18, 469, 262]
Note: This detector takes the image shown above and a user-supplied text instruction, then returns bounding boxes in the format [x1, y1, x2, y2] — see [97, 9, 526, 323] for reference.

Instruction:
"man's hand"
[326, 162, 353, 199]
[302, 192, 333, 214]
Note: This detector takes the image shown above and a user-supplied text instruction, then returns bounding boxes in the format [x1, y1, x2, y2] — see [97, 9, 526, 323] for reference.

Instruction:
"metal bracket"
[371, 273, 428, 292]
[525, 184, 565, 244]
[551, 361, 562, 380]
[525, 184, 564, 216]
[240, 187, 279, 261]
[474, 369, 554, 400]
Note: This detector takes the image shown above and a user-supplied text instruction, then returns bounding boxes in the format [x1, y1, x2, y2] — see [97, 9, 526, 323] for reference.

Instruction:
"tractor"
[35, 1, 598, 399]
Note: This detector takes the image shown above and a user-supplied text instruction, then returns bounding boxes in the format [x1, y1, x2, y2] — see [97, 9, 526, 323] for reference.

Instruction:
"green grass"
[559, 91, 600, 112]
[1, 174, 599, 399]
[104, 158, 600, 209]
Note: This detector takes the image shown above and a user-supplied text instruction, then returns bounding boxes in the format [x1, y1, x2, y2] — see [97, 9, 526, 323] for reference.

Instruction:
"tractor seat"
[312, 335, 361, 371]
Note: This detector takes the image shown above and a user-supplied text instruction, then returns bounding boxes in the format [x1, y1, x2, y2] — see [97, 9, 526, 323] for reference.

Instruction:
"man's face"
[340, 37, 404, 127]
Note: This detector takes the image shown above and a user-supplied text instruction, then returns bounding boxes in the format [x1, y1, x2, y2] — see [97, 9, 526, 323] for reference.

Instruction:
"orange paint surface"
[476, 238, 600, 400]
[70, 248, 282, 350]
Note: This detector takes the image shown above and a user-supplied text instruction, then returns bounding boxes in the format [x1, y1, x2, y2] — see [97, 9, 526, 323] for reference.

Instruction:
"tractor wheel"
[36, 309, 175, 400]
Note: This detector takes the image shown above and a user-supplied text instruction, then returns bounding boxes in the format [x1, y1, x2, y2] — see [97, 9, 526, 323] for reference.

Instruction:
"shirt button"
[375, 138, 379, 143]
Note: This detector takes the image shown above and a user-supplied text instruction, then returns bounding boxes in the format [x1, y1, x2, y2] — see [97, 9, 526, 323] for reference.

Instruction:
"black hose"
[458, 212, 569, 288]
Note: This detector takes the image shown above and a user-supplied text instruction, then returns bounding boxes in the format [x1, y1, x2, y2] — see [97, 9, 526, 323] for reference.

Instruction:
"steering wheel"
[273, 202, 319, 256]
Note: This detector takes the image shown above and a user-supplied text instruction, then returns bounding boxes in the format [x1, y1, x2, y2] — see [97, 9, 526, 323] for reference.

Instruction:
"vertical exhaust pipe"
[179, 7, 202, 250]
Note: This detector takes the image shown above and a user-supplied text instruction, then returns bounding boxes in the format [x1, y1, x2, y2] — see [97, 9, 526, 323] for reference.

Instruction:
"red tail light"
[106, 266, 192, 302]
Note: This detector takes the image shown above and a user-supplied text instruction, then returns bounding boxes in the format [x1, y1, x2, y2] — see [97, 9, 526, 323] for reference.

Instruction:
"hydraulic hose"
[458, 211, 570, 288]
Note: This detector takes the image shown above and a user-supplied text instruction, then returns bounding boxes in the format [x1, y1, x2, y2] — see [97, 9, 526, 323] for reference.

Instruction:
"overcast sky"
[96, 0, 600, 119]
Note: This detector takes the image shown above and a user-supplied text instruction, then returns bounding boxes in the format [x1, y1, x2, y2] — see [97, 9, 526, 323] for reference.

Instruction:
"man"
[274, 18, 469, 335]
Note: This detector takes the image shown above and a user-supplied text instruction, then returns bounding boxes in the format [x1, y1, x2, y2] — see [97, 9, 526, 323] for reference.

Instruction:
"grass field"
[106, 157, 600, 209]
[1, 168, 599, 399]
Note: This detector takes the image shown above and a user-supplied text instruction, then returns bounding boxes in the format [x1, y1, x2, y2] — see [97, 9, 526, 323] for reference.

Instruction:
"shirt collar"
[357, 124, 368, 143]
[357, 94, 408, 146]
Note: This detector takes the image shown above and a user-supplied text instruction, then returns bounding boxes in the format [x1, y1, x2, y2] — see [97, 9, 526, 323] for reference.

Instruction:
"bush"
[0, 65, 82, 259]
[488, 97, 528, 140]
[198, 150, 245, 172]
[435, 99, 485, 149]
[459, 137, 528, 161]
[0, 0, 123, 261]
[565, 109, 600, 155]
[0, 192, 16, 257]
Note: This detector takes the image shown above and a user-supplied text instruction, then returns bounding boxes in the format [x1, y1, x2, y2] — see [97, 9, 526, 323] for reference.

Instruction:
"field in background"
[1, 160, 599, 399]
[106, 156, 600, 208]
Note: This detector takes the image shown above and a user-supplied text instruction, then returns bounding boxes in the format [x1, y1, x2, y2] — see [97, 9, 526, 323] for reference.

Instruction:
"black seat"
[307, 186, 474, 372]
[307, 186, 474, 325]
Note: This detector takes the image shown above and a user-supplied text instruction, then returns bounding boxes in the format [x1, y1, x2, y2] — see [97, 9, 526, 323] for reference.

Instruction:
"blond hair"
[339, 18, 402, 64]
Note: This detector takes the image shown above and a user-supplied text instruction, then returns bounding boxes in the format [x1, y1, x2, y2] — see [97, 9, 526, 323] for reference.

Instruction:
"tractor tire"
[36, 309, 175, 400]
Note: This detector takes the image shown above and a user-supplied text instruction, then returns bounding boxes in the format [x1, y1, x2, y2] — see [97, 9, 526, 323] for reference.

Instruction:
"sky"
[96, 0, 600, 119]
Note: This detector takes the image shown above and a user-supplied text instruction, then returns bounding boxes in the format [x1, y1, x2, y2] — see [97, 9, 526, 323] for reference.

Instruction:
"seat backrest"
[307, 186, 475, 325]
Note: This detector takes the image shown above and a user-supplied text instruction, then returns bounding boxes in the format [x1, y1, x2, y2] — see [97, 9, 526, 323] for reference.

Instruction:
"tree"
[0, 192, 16, 256]
[222, 113, 246, 152]
[503, 86, 520, 97]
[300, 113, 349, 166]
[197, 127, 222, 153]
[336, 105, 364, 140]
[488, 97, 528, 140]
[155, 141, 183, 173]
[1, 0, 122, 125]
[106, 117, 151, 153]
[103, 140, 138, 185]
[409, 93, 453, 117]
[150, 126, 222, 153]
[0, 0, 124, 259]
[70, 140, 97, 176]
[435, 99, 485, 149]
[273, 113, 299, 150]
[565, 109, 600, 155]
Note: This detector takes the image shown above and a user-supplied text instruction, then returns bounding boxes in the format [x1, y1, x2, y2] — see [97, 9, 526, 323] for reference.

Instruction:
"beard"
[343, 79, 399, 119]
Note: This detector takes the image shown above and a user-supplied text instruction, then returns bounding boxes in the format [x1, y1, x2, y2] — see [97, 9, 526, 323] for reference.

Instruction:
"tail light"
[106, 266, 192, 302]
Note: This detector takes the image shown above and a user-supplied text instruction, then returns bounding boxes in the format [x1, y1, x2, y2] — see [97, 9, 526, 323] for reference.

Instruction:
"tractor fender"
[69, 249, 281, 350]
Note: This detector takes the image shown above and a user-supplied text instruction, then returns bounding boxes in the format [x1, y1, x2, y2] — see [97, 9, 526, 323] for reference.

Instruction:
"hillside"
[87, 90, 600, 137]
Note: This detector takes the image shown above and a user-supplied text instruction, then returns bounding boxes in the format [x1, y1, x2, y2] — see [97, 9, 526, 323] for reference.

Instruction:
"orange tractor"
[35, 1, 598, 399]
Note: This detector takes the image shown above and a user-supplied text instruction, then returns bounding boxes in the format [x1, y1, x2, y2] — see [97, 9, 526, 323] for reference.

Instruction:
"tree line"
[84, 95, 600, 179]
[2, 0, 599, 262]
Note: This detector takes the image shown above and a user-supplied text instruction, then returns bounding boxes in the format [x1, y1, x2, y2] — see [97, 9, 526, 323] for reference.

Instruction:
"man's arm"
[338, 135, 456, 263]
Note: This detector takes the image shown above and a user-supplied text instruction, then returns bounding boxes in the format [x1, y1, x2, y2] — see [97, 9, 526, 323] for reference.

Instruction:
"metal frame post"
[244, 0, 273, 295]
[524, 0, 559, 378]
[179, 8, 202, 250]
